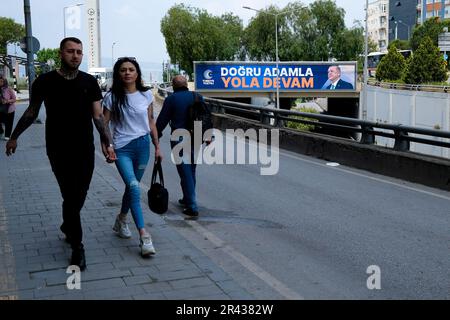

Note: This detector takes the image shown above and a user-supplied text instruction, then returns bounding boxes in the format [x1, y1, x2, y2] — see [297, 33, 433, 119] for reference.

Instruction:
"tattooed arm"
[5, 100, 42, 156]
[92, 100, 116, 162]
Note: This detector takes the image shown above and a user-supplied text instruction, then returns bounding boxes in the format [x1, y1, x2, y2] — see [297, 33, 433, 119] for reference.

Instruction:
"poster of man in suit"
[322, 65, 354, 90]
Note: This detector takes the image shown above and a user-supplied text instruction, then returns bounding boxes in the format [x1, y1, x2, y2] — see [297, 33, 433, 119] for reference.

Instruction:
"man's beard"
[61, 60, 80, 71]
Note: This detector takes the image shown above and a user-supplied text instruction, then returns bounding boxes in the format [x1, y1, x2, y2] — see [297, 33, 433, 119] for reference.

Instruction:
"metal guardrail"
[156, 83, 450, 153]
[367, 79, 450, 93]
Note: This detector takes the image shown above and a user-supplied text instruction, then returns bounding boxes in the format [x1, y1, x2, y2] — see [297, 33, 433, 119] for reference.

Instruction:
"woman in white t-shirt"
[103, 57, 162, 257]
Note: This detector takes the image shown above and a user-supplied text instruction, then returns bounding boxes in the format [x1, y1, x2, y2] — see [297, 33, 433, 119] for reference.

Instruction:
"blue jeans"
[115, 135, 150, 229]
[171, 140, 198, 212]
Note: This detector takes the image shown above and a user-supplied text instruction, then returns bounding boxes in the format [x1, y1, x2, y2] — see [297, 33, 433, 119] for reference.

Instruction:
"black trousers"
[2, 112, 16, 138]
[48, 151, 94, 249]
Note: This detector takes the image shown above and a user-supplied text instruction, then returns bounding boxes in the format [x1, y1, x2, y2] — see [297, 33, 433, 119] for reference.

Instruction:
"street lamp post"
[398, 20, 410, 40]
[63, 3, 83, 38]
[112, 42, 117, 67]
[394, 21, 398, 40]
[362, 0, 369, 120]
[243, 5, 302, 109]
[24, 0, 35, 94]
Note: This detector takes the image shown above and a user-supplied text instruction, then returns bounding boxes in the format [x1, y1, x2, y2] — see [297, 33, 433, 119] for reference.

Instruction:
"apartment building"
[417, 0, 450, 24]
[368, 0, 390, 51]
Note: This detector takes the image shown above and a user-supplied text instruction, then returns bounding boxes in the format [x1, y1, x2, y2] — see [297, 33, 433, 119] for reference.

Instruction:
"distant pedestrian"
[102, 57, 162, 257]
[0, 76, 17, 141]
[156, 75, 211, 217]
[5, 37, 116, 271]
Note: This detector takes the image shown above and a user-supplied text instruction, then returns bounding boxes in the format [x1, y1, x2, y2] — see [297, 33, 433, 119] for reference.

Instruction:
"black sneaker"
[71, 245, 86, 271]
[182, 208, 199, 217]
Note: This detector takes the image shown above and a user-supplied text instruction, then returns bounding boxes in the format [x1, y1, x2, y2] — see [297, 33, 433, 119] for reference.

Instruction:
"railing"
[156, 83, 450, 153]
[368, 79, 450, 93]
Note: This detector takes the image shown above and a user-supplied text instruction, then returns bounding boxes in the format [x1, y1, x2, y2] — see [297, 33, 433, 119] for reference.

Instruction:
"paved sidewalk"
[14, 90, 29, 102]
[0, 108, 253, 300]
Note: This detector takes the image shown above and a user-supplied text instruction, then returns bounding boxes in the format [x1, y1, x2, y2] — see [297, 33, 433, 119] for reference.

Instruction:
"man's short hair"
[172, 75, 188, 89]
[329, 65, 341, 74]
[60, 37, 82, 50]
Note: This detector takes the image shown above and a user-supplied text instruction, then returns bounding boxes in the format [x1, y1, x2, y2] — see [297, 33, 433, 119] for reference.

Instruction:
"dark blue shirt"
[156, 87, 203, 138]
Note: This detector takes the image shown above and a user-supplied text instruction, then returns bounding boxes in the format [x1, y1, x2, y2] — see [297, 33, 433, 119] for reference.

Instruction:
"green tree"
[242, 0, 362, 62]
[241, 5, 285, 61]
[161, 4, 243, 76]
[36, 48, 60, 75]
[332, 23, 364, 61]
[388, 39, 410, 51]
[410, 17, 450, 51]
[404, 36, 447, 84]
[375, 45, 406, 81]
[0, 17, 25, 74]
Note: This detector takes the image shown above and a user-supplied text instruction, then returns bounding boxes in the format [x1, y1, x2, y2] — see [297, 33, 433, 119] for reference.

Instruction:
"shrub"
[404, 36, 447, 84]
[376, 44, 406, 81]
[286, 107, 319, 132]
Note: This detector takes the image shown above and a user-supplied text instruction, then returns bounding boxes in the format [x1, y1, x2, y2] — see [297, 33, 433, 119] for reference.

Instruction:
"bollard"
[393, 129, 410, 152]
[360, 125, 375, 145]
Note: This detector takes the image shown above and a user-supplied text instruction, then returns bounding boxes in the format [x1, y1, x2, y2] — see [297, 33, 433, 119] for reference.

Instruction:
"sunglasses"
[117, 57, 136, 61]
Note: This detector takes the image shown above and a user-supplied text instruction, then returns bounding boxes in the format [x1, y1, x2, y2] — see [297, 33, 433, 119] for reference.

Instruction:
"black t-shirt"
[31, 71, 103, 155]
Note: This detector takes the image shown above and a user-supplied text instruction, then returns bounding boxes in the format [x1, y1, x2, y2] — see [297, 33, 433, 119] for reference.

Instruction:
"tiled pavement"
[0, 103, 254, 300]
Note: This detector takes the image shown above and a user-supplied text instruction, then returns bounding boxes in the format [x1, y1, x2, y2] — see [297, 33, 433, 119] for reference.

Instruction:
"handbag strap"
[151, 159, 164, 186]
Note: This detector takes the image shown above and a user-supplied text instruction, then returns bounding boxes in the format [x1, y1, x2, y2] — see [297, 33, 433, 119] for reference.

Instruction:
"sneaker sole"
[141, 250, 156, 257]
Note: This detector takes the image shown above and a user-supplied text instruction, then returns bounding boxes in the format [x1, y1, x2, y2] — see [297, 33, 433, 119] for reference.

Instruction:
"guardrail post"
[260, 110, 271, 125]
[360, 126, 375, 145]
[393, 129, 410, 151]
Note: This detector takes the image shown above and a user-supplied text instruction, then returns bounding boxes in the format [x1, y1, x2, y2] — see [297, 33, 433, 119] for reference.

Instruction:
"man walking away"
[156, 75, 210, 217]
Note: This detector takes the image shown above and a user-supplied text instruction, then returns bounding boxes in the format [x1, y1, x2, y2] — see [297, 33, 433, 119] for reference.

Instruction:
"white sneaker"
[112, 215, 132, 239]
[3, 137, 9, 141]
[140, 234, 156, 256]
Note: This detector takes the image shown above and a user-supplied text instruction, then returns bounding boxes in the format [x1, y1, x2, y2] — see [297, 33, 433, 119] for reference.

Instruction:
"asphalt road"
[145, 98, 450, 299]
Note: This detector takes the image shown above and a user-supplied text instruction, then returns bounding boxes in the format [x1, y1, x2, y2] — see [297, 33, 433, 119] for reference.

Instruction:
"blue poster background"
[194, 63, 356, 92]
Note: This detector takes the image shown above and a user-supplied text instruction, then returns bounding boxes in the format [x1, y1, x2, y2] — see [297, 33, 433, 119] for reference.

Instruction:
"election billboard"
[194, 62, 357, 93]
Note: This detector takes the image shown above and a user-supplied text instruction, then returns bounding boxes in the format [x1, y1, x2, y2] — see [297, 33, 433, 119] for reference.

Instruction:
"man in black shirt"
[5, 37, 116, 271]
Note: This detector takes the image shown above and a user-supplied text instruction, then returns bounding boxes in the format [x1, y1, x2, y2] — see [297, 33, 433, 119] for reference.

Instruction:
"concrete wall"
[212, 113, 450, 191]
[363, 85, 450, 159]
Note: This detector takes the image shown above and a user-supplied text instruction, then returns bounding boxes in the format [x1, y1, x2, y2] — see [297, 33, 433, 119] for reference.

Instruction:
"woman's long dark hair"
[0, 75, 9, 88]
[110, 57, 149, 122]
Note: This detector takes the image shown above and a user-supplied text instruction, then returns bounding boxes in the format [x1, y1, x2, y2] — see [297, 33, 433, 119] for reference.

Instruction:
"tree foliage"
[243, 0, 362, 62]
[0, 17, 25, 55]
[36, 48, 61, 75]
[160, 1, 364, 76]
[375, 45, 406, 81]
[0, 17, 25, 74]
[161, 4, 243, 75]
[404, 36, 447, 84]
[388, 39, 410, 51]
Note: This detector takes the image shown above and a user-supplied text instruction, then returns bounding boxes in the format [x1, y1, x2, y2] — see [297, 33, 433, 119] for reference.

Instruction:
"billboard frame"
[194, 61, 359, 98]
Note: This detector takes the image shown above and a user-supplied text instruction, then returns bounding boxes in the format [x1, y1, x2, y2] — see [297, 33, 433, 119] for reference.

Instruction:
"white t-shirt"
[103, 90, 154, 149]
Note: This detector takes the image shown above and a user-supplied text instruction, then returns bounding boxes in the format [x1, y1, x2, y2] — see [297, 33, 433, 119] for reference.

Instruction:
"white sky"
[3, 0, 365, 78]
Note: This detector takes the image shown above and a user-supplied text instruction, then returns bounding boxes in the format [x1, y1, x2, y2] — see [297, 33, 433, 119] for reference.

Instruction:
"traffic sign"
[19, 36, 40, 54]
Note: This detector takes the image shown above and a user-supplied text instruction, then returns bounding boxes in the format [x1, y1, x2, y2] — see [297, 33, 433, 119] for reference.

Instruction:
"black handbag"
[147, 160, 168, 214]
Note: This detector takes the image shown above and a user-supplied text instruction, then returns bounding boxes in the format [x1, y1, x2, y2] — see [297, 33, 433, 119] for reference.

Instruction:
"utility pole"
[362, 0, 369, 120]
[24, 0, 35, 93]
